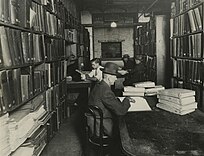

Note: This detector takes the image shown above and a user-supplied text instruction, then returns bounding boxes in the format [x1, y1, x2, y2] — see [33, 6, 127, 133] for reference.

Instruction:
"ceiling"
[79, 0, 172, 14]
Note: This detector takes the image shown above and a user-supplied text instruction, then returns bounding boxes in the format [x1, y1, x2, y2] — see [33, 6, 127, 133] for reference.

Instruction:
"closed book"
[7, 28, 18, 65]
[0, 26, 12, 67]
[156, 103, 196, 115]
[158, 88, 195, 98]
[188, 9, 197, 32]
[6, 70, 16, 107]
[4, 0, 10, 22]
[123, 92, 144, 97]
[12, 69, 22, 106]
[159, 99, 197, 110]
[0, 0, 4, 21]
[0, 71, 12, 110]
[193, 7, 202, 30]
[133, 81, 155, 88]
[18, 0, 31, 28]
[21, 75, 30, 102]
[21, 32, 30, 63]
[28, 33, 34, 63]
[124, 86, 145, 92]
[158, 95, 195, 105]
[10, 0, 19, 25]
[13, 29, 24, 64]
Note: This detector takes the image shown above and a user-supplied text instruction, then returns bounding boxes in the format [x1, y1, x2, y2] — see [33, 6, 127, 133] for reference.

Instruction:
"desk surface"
[66, 80, 92, 88]
[119, 97, 204, 156]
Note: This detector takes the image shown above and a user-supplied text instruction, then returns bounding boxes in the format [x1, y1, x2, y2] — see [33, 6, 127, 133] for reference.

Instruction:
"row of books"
[171, 0, 203, 16]
[171, 4, 203, 36]
[44, 38, 65, 61]
[64, 28, 78, 43]
[31, 1, 65, 37]
[172, 58, 202, 83]
[0, 26, 44, 67]
[45, 61, 67, 88]
[172, 33, 202, 58]
[0, 67, 46, 115]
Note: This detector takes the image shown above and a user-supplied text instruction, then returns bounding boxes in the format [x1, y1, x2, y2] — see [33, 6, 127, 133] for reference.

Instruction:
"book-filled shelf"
[134, 16, 157, 82]
[0, 0, 80, 155]
[170, 0, 204, 111]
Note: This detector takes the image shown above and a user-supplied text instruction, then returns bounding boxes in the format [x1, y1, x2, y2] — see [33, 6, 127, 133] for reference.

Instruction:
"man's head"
[135, 55, 142, 64]
[90, 58, 101, 69]
[122, 54, 130, 63]
[102, 62, 119, 86]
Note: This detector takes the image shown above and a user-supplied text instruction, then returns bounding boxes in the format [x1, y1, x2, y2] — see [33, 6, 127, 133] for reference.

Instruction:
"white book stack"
[133, 81, 165, 96]
[0, 114, 11, 156]
[157, 88, 197, 115]
[123, 86, 145, 97]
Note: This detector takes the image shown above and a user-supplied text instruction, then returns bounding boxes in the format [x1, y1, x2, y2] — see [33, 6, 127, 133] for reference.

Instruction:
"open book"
[118, 97, 152, 112]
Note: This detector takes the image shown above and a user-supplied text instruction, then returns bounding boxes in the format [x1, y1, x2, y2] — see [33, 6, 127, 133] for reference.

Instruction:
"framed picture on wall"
[101, 42, 122, 58]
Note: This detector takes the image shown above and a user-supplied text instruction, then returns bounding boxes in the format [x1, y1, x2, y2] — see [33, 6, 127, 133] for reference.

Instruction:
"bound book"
[157, 95, 195, 105]
[0, 26, 12, 67]
[158, 99, 197, 110]
[158, 88, 195, 99]
[124, 86, 145, 92]
[123, 92, 144, 97]
[156, 103, 196, 115]
[133, 81, 155, 88]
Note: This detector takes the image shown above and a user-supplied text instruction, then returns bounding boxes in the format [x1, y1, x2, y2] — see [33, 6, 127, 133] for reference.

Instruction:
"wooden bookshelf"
[170, 0, 204, 111]
[0, 0, 80, 155]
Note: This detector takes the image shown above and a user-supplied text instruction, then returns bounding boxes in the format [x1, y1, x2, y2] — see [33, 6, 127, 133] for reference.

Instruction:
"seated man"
[122, 54, 135, 72]
[81, 58, 103, 82]
[123, 55, 146, 86]
[88, 62, 133, 137]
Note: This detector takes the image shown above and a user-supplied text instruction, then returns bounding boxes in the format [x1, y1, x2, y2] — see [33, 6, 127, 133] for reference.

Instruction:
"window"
[101, 42, 122, 58]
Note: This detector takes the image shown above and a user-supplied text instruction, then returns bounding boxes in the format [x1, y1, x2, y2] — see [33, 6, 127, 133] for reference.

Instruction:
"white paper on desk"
[118, 97, 152, 112]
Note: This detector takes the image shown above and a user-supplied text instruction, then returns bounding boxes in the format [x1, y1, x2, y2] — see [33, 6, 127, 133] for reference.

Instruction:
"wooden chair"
[84, 105, 111, 156]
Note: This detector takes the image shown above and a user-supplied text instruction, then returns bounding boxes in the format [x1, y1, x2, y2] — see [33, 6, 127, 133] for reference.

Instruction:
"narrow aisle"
[41, 109, 84, 156]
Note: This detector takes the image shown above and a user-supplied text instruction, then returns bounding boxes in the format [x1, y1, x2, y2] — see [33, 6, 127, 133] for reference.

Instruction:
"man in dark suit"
[88, 62, 133, 136]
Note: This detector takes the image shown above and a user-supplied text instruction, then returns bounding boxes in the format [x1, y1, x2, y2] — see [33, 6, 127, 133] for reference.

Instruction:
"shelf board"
[171, 56, 204, 60]
[172, 30, 203, 38]
[8, 90, 45, 113]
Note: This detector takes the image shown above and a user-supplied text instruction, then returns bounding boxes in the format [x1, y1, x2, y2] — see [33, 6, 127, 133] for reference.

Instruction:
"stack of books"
[157, 88, 197, 115]
[123, 86, 145, 97]
[8, 104, 46, 152]
[133, 81, 165, 96]
[0, 114, 11, 156]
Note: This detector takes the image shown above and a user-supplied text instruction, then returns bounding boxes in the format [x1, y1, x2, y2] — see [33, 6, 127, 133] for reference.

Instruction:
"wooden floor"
[41, 108, 85, 156]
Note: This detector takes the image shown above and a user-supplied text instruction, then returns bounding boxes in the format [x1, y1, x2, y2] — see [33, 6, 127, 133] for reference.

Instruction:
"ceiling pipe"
[138, 0, 159, 19]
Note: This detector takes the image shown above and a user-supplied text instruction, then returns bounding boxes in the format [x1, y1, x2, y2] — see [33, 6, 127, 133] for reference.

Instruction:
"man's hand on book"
[126, 97, 135, 103]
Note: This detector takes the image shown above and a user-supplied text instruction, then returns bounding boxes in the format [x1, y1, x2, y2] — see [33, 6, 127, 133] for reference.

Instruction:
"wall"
[93, 27, 134, 58]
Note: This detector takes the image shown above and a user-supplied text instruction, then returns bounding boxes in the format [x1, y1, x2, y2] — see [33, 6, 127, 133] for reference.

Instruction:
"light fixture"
[110, 21, 117, 28]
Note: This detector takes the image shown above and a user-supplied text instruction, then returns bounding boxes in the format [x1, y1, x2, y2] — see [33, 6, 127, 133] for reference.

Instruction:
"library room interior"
[0, 0, 204, 156]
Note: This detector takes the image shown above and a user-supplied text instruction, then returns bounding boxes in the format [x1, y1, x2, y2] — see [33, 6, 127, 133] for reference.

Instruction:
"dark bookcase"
[0, 0, 82, 155]
[170, 0, 204, 111]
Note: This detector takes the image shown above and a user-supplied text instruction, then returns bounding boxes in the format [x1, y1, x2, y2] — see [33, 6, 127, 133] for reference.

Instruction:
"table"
[119, 97, 204, 156]
[66, 79, 92, 95]
[66, 79, 93, 113]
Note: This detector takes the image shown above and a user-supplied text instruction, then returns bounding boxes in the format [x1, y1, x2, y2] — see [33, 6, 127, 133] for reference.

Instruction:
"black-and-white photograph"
[0, 0, 204, 156]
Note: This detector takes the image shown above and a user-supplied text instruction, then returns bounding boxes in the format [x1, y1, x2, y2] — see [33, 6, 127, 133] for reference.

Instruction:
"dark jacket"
[88, 80, 130, 136]
[123, 63, 146, 86]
